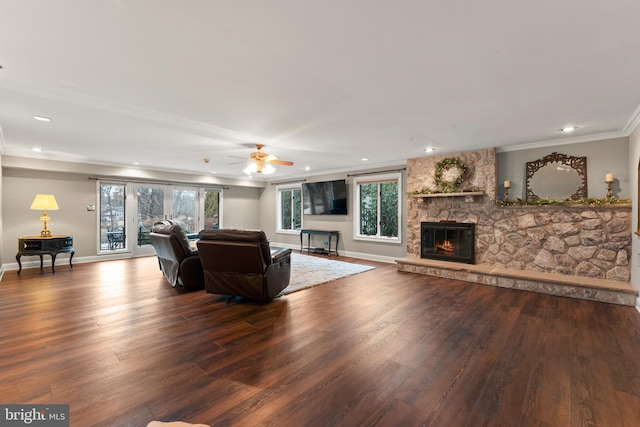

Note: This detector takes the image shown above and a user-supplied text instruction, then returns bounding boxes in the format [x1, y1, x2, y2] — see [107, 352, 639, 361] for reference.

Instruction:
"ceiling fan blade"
[269, 159, 294, 166]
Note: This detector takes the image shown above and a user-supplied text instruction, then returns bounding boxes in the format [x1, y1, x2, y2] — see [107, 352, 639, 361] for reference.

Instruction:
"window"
[98, 180, 224, 255]
[203, 188, 221, 230]
[171, 188, 198, 233]
[99, 183, 127, 252]
[353, 172, 402, 243]
[276, 184, 302, 233]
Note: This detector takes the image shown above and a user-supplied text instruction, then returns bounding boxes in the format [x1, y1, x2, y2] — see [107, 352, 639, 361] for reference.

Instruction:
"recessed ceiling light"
[132, 162, 140, 165]
[32, 147, 43, 152]
[561, 126, 577, 133]
[304, 166, 311, 171]
[33, 115, 52, 122]
[425, 147, 436, 152]
[361, 158, 369, 161]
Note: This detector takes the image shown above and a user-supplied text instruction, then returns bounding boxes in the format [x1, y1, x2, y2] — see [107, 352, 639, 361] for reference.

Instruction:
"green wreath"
[434, 157, 466, 193]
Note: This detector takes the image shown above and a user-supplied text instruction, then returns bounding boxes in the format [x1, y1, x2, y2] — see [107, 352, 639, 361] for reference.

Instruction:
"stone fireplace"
[421, 221, 475, 264]
[396, 148, 637, 306]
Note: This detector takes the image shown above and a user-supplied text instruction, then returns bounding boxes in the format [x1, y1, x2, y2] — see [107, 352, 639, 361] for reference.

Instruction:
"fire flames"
[435, 239, 455, 255]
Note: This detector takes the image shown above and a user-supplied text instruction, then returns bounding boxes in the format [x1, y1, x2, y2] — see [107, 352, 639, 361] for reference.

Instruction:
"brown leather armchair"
[149, 223, 204, 290]
[197, 229, 292, 301]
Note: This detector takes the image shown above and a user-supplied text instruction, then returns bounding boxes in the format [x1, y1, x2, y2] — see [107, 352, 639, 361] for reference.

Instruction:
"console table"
[16, 235, 74, 274]
[300, 229, 340, 256]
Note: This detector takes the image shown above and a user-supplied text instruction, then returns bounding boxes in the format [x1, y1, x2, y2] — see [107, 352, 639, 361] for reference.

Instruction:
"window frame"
[97, 181, 129, 254]
[352, 172, 402, 244]
[276, 183, 303, 234]
[97, 180, 225, 256]
[201, 187, 223, 231]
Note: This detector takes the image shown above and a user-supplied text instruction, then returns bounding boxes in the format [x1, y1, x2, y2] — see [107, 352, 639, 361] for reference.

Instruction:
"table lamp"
[30, 194, 59, 237]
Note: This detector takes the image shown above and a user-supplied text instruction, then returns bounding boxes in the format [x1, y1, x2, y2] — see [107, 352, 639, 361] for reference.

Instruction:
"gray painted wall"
[497, 137, 629, 201]
[3, 169, 96, 263]
[260, 166, 408, 261]
[1, 136, 633, 269]
[1, 167, 261, 266]
[221, 185, 262, 230]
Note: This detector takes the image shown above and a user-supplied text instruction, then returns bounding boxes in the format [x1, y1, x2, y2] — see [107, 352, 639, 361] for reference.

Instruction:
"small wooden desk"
[300, 229, 340, 256]
[16, 235, 74, 274]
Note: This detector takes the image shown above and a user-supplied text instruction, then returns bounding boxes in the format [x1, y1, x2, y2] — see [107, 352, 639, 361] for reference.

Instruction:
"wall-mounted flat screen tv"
[302, 179, 347, 215]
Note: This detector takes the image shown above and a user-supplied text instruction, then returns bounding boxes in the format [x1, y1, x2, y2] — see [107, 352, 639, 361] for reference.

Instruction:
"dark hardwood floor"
[1, 255, 640, 427]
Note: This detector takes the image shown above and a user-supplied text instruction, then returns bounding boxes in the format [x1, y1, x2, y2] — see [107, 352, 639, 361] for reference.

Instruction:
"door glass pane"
[293, 189, 302, 229]
[137, 186, 164, 246]
[359, 183, 378, 235]
[281, 189, 293, 230]
[380, 181, 399, 237]
[204, 189, 220, 230]
[99, 184, 126, 251]
[172, 189, 197, 233]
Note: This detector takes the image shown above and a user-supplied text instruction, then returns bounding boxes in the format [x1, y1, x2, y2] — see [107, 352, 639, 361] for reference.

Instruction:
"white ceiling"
[1, 1, 640, 181]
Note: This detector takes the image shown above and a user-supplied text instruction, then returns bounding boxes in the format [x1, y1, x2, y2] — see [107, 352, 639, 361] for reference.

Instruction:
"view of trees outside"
[280, 188, 302, 230]
[359, 180, 398, 238]
[137, 187, 164, 245]
[100, 184, 126, 250]
[380, 181, 399, 237]
[204, 189, 220, 229]
[172, 189, 197, 232]
[359, 183, 378, 235]
[99, 184, 222, 249]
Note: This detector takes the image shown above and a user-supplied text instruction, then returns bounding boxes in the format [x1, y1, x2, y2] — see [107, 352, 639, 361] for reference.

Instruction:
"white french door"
[131, 185, 200, 256]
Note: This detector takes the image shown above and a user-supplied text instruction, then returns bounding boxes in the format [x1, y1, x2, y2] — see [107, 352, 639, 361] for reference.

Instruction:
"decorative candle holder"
[503, 187, 510, 202]
[605, 179, 614, 198]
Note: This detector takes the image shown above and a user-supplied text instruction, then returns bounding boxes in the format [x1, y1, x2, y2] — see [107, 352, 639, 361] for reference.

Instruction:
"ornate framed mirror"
[525, 152, 588, 201]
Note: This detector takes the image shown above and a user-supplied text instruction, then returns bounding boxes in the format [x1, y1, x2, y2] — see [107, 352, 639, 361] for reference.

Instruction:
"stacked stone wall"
[407, 149, 631, 282]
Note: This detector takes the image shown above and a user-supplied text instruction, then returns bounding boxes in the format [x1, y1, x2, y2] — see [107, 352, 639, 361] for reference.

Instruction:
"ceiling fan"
[242, 144, 294, 175]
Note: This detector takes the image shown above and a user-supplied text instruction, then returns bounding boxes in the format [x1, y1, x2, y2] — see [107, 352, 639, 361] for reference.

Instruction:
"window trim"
[201, 187, 223, 230]
[276, 183, 303, 234]
[352, 172, 402, 244]
[97, 181, 129, 255]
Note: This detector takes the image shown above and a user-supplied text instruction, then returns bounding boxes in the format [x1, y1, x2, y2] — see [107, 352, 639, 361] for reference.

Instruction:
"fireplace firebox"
[421, 221, 475, 264]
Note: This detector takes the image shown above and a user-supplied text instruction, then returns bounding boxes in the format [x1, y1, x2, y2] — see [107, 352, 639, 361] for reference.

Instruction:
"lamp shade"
[243, 163, 258, 175]
[30, 194, 59, 211]
[262, 164, 276, 174]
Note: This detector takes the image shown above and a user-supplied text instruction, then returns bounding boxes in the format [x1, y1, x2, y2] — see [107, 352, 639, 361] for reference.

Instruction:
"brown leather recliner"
[149, 223, 204, 290]
[197, 229, 292, 301]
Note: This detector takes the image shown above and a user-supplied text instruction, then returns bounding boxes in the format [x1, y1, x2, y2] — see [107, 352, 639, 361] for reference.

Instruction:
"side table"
[300, 229, 340, 256]
[17, 235, 74, 274]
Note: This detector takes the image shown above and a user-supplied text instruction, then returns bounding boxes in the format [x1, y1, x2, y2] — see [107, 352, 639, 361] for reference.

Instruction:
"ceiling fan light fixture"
[262, 164, 276, 174]
[243, 163, 258, 175]
[239, 144, 293, 175]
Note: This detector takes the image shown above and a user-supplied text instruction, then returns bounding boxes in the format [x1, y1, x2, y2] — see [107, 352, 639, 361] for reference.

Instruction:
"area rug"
[279, 252, 375, 296]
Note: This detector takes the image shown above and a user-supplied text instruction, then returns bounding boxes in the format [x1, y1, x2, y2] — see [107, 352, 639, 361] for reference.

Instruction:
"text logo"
[1, 405, 69, 426]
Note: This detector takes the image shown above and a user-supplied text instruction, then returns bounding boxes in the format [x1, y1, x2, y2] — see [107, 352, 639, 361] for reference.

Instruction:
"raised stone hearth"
[396, 256, 638, 306]
[401, 148, 636, 305]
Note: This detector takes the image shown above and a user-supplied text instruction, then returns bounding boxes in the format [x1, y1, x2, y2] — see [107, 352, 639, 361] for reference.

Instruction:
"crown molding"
[623, 103, 640, 136]
[1, 155, 265, 188]
[497, 131, 628, 153]
[265, 159, 408, 183]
